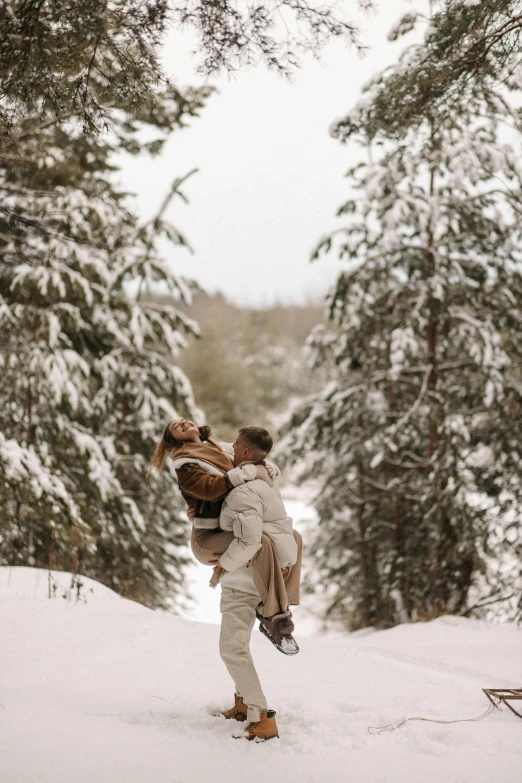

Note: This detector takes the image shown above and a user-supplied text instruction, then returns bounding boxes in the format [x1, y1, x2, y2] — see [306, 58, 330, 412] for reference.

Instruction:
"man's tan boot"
[243, 710, 279, 742]
[220, 694, 248, 722]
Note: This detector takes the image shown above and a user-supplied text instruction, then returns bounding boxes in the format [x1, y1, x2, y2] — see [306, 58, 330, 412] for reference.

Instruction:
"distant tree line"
[177, 293, 326, 441]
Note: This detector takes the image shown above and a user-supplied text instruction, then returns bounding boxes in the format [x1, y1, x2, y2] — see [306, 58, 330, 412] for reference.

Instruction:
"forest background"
[1, 0, 521, 631]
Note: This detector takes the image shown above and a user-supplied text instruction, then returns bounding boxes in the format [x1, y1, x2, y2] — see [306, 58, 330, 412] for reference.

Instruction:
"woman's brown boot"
[243, 710, 279, 742]
[256, 609, 299, 656]
[220, 694, 248, 722]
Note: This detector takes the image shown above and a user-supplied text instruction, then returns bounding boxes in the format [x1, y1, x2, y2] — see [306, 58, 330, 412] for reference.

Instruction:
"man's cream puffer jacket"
[219, 472, 298, 573]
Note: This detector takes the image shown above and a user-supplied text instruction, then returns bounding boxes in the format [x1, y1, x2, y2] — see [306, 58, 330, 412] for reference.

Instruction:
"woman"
[146, 420, 301, 626]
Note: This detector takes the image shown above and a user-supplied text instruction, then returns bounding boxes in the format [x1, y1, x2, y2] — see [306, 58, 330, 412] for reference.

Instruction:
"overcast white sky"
[121, 1, 428, 307]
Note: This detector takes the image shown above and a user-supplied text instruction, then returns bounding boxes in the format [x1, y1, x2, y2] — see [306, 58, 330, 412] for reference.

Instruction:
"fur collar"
[170, 438, 234, 475]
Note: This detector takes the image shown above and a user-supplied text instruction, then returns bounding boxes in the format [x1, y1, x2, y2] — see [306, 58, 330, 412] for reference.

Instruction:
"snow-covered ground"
[1, 564, 521, 783]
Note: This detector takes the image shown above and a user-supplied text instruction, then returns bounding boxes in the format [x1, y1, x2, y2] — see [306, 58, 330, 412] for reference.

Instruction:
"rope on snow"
[368, 701, 497, 735]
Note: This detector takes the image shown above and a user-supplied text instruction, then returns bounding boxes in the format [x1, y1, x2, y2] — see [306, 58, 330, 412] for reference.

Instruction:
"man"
[212, 426, 302, 742]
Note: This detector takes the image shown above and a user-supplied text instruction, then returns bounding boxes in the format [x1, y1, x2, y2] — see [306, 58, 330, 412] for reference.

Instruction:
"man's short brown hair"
[238, 426, 273, 457]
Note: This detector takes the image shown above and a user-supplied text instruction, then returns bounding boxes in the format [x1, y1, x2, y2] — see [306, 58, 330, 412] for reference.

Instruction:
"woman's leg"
[281, 529, 303, 607]
[191, 526, 235, 565]
[191, 527, 292, 618]
[249, 534, 290, 618]
[250, 530, 303, 616]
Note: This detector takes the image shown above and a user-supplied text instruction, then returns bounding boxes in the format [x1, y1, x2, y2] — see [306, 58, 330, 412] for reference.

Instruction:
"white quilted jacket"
[219, 476, 298, 574]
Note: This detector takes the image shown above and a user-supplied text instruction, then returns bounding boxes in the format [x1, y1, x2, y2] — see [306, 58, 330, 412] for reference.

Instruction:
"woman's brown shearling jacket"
[171, 438, 234, 521]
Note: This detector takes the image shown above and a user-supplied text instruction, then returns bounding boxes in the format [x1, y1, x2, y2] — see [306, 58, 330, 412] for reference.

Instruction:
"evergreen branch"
[384, 458, 429, 470]
[0, 231, 18, 243]
[0, 184, 56, 197]
[372, 519, 396, 531]
[83, 33, 102, 107]
[10, 113, 81, 143]
[0, 152, 34, 163]
[388, 365, 432, 436]
[0, 205, 111, 250]
[475, 13, 522, 46]
[343, 488, 366, 506]
[134, 170, 198, 301]
[461, 590, 517, 617]
[385, 451, 431, 469]
[391, 360, 479, 375]
[357, 473, 393, 493]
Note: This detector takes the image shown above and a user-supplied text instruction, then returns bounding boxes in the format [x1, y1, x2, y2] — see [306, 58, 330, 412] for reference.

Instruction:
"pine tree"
[0, 142, 209, 606]
[0, 0, 372, 606]
[0, 1, 212, 607]
[280, 12, 522, 629]
[359, 0, 522, 137]
[0, 0, 370, 97]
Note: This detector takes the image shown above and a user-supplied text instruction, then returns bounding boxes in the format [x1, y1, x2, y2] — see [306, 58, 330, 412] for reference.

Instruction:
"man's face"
[232, 434, 250, 466]
[170, 420, 200, 442]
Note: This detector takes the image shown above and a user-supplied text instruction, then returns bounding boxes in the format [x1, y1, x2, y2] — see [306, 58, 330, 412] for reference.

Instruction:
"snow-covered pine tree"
[1, 171, 203, 607]
[361, 0, 522, 138]
[280, 15, 522, 629]
[0, 0, 372, 607]
[0, 2, 212, 607]
[0, 0, 370, 89]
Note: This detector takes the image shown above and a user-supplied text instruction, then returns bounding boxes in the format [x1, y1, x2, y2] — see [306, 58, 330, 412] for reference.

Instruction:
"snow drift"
[1, 566, 520, 783]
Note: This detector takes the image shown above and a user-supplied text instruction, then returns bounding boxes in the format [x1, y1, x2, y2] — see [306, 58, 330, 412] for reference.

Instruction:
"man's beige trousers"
[219, 587, 268, 723]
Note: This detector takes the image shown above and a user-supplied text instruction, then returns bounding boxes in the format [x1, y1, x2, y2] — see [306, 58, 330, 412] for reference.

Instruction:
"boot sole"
[259, 622, 299, 655]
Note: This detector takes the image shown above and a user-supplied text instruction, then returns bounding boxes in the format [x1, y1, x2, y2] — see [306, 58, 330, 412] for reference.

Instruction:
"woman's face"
[169, 420, 201, 443]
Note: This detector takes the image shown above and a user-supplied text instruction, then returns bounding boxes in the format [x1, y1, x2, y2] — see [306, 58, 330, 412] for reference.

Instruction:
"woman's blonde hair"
[146, 421, 212, 484]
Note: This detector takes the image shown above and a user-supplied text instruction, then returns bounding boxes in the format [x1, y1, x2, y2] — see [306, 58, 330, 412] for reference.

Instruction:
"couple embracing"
[147, 420, 303, 743]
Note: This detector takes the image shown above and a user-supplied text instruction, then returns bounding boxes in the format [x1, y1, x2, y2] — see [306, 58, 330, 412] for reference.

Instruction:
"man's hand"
[226, 464, 257, 487]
